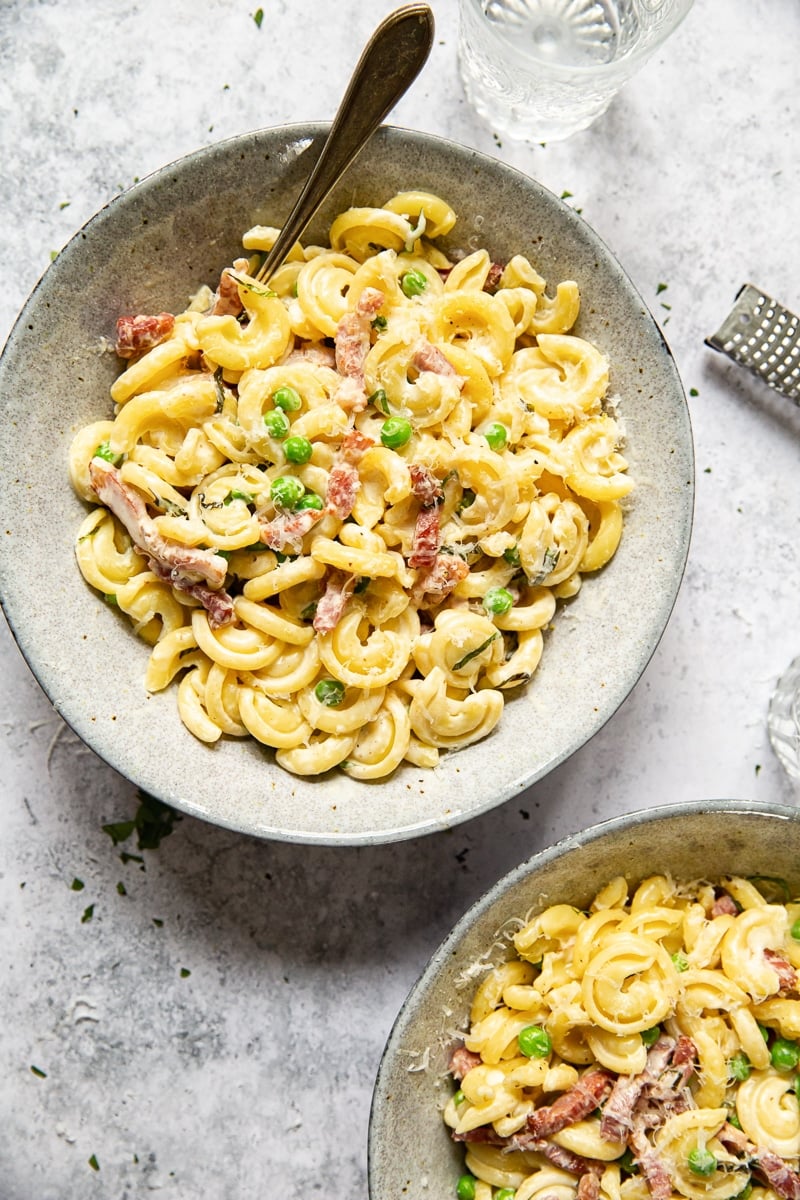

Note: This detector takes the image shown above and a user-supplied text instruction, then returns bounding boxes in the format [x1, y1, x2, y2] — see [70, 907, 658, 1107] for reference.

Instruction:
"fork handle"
[257, 3, 435, 284]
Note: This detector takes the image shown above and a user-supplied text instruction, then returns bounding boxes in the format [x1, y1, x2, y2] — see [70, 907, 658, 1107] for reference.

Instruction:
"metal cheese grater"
[705, 283, 800, 402]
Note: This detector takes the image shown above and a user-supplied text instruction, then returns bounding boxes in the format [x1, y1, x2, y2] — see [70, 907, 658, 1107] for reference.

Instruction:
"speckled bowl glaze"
[368, 800, 800, 1196]
[0, 124, 693, 845]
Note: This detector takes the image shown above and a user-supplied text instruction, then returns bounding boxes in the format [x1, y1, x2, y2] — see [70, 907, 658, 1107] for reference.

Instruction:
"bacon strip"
[718, 1125, 800, 1200]
[711, 891, 738, 917]
[409, 464, 444, 506]
[115, 312, 175, 359]
[312, 570, 354, 634]
[88, 459, 232, 626]
[577, 1172, 601, 1200]
[258, 508, 323, 552]
[211, 257, 250, 317]
[483, 261, 504, 294]
[409, 505, 441, 568]
[454, 1125, 605, 1181]
[600, 1035, 679, 1143]
[764, 947, 798, 994]
[324, 429, 374, 521]
[333, 287, 385, 412]
[148, 560, 234, 629]
[411, 339, 461, 379]
[89, 460, 225, 589]
[755, 1151, 800, 1200]
[408, 463, 445, 568]
[449, 1045, 483, 1082]
[527, 1069, 612, 1139]
[412, 554, 469, 602]
[629, 1127, 673, 1200]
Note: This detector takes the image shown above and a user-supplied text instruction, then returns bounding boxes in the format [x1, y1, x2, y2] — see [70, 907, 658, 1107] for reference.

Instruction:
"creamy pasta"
[69, 190, 632, 779]
[445, 874, 800, 1200]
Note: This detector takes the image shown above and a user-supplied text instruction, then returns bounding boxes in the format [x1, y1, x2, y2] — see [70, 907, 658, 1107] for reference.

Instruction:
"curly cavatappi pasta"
[69, 190, 633, 779]
[445, 874, 800, 1200]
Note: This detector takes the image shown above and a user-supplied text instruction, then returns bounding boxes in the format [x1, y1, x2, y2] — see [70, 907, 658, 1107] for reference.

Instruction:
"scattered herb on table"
[102, 790, 182, 852]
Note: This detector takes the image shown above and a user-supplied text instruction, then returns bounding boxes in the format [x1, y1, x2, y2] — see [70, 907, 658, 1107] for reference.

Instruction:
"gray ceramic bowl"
[368, 800, 800, 1195]
[0, 124, 693, 845]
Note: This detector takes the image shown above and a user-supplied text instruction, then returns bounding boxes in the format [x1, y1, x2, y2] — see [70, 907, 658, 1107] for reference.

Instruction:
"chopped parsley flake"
[253, 7, 264, 27]
[102, 790, 182, 851]
[30, 1065, 47, 1078]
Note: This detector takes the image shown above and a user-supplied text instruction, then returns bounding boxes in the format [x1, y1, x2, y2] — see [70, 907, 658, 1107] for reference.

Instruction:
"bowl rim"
[0, 122, 694, 845]
[367, 798, 800, 1189]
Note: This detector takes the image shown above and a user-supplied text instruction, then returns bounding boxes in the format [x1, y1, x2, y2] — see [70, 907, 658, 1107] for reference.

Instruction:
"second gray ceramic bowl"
[0, 124, 693, 844]
[368, 800, 800, 1196]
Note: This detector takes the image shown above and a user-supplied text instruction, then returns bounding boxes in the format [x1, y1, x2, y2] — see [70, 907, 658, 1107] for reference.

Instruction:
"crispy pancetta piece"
[333, 287, 385, 412]
[115, 312, 175, 360]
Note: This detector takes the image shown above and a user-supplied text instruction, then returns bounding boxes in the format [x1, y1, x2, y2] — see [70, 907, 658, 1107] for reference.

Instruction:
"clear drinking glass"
[768, 657, 800, 780]
[457, 0, 695, 142]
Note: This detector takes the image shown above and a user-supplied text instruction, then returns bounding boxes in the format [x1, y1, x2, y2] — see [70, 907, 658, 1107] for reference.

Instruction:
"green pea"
[272, 385, 302, 412]
[791, 918, 800, 940]
[400, 268, 428, 298]
[495, 1191, 516, 1200]
[687, 1147, 717, 1177]
[284, 435, 313, 464]
[93, 439, 122, 465]
[314, 679, 345, 707]
[456, 1174, 476, 1200]
[484, 421, 508, 451]
[263, 409, 290, 438]
[641, 1026, 661, 1046]
[671, 951, 689, 972]
[518, 1024, 551, 1058]
[503, 544, 521, 567]
[295, 492, 324, 511]
[727, 1111, 742, 1130]
[771, 1038, 800, 1071]
[380, 417, 412, 449]
[270, 475, 305, 509]
[729, 1052, 751, 1081]
[453, 1089, 465, 1107]
[483, 587, 514, 616]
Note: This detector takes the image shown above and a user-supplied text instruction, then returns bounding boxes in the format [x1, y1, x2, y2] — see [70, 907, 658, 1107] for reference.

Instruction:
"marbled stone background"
[1, 0, 798, 1196]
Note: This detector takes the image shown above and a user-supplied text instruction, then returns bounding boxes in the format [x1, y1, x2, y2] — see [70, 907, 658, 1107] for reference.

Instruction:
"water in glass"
[458, 0, 693, 141]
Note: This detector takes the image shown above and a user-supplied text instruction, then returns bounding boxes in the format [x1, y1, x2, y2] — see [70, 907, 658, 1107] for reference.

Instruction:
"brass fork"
[254, 3, 434, 286]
